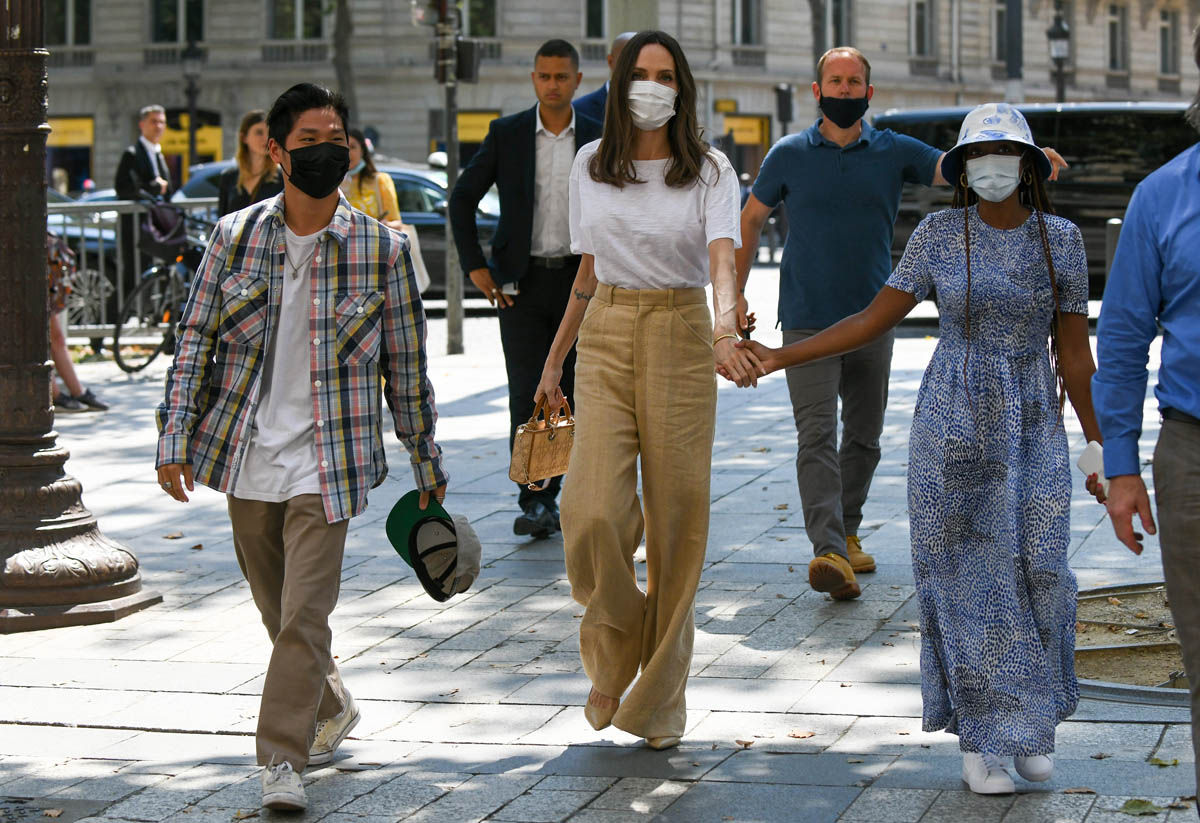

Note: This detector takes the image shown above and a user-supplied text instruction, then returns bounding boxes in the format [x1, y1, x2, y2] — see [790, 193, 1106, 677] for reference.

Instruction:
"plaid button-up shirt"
[156, 193, 446, 523]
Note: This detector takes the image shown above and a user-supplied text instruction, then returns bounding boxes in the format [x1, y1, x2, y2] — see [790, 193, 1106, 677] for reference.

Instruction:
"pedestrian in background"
[735, 104, 1102, 794]
[450, 39, 601, 539]
[340, 128, 401, 228]
[573, 31, 636, 125]
[47, 232, 107, 412]
[114, 105, 173, 311]
[535, 30, 758, 751]
[217, 109, 282, 217]
[155, 83, 447, 813]
[736, 48, 1066, 601]
[1093, 21, 1200, 800]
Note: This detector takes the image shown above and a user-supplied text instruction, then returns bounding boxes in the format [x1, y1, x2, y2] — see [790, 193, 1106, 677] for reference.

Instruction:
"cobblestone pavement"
[0, 270, 1191, 822]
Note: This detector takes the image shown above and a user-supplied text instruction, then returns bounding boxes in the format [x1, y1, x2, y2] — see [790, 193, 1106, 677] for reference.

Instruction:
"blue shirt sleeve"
[751, 139, 790, 208]
[1092, 183, 1163, 477]
[893, 133, 942, 187]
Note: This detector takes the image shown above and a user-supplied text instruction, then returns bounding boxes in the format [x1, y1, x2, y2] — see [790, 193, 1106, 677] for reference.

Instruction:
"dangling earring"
[1021, 168, 1033, 186]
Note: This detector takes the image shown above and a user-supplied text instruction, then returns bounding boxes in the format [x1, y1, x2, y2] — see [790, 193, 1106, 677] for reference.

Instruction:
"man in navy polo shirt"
[736, 47, 1063, 602]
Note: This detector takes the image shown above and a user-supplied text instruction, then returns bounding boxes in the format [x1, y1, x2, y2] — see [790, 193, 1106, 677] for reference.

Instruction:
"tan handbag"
[509, 397, 575, 490]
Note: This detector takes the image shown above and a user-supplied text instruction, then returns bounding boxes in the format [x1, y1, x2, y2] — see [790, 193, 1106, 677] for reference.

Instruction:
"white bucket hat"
[941, 103, 1051, 185]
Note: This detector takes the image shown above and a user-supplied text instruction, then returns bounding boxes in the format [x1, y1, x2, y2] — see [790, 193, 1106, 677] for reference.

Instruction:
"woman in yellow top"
[341, 128, 402, 229]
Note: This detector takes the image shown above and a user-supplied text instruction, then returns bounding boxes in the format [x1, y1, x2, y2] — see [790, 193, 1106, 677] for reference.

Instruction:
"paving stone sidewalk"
[0, 271, 1191, 822]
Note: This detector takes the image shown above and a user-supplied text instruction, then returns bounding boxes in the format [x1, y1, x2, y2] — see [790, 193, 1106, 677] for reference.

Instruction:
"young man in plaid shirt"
[155, 83, 447, 811]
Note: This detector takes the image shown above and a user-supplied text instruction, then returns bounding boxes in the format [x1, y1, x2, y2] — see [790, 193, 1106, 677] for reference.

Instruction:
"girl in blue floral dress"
[735, 104, 1105, 794]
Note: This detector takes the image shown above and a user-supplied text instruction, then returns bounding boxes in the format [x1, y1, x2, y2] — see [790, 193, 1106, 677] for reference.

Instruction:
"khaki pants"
[227, 494, 349, 770]
[1153, 417, 1200, 797]
[561, 283, 716, 740]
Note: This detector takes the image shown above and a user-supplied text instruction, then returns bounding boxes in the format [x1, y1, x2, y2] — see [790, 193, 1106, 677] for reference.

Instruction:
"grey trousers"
[783, 328, 894, 559]
[1153, 417, 1200, 799]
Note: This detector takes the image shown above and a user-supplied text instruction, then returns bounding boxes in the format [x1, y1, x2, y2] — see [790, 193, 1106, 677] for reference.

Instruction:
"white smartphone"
[1076, 440, 1110, 497]
[500, 282, 519, 296]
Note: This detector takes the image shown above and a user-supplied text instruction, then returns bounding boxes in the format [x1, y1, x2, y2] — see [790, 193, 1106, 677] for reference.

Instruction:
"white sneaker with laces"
[1014, 754, 1054, 782]
[261, 758, 307, 811]
[962, 752, 1015, 794]
[308, 691, 361, 767]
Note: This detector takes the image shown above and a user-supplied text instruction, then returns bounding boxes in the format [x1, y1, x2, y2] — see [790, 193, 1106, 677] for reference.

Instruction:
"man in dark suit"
[450, 39, 602, 539]
[572, 31, 635, 125]
[114, 105, 174, 309]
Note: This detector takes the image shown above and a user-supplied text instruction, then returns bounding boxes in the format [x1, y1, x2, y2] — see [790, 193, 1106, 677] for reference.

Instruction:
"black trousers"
[499, 259, 578, 510]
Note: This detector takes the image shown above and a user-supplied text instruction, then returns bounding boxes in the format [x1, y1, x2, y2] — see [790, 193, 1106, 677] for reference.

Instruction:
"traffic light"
[775, 83, 794, 127]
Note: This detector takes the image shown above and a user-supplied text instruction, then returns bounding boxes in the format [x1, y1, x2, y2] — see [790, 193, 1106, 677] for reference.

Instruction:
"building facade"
[45, 0, 1200, 190]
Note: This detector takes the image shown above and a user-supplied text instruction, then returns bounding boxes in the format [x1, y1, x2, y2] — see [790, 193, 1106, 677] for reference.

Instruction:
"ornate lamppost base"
[0, 441, 162, 634]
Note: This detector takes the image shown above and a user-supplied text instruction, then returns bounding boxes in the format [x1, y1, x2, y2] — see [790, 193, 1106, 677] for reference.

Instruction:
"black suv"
[873, 102, 1196, 299]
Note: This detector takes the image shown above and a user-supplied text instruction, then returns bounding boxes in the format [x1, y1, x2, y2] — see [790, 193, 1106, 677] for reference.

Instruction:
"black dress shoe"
[544, 499, 561, 531]
[513, 502, 556, 539]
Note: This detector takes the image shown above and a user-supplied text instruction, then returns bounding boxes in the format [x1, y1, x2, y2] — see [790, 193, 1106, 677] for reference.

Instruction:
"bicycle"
[112, 204, 210, 373]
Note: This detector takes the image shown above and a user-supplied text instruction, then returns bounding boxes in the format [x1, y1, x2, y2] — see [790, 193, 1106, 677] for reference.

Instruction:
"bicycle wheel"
[112, 267, 183, 373]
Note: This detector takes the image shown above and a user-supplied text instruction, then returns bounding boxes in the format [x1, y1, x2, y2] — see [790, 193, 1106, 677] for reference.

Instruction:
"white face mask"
[966, 154, 1022, 203]
[628, 81, 678, 131]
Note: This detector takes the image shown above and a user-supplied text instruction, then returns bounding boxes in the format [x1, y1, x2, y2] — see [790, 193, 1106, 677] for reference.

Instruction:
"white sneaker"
[308, 691, 361, 767]
[1014, 754, 1054, 782]
[962, 752, 1015, 794]
[262, 758, 307, 811]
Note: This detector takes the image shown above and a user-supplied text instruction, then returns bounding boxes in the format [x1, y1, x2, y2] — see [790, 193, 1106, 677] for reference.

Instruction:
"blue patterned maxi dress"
[885, 205, 1088, 756]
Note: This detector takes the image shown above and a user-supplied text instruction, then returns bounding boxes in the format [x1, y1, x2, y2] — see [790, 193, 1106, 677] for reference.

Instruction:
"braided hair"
[950, 148, 1066, 415]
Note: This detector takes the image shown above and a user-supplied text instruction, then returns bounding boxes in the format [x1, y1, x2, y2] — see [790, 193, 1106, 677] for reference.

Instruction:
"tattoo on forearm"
[574, 289, 592, 302]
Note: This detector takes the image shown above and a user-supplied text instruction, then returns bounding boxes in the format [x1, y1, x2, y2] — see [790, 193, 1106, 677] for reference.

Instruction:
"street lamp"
[181, 37, 203, 170]
[1046, 0, 1070, 103]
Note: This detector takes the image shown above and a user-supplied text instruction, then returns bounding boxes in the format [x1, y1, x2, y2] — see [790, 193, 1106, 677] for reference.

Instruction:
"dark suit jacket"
[449, 105, 602, 285]
[114, 140, 172, 200]
[573, 84, 608, 126]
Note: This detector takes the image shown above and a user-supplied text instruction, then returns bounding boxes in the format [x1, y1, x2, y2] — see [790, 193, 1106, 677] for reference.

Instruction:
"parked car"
[873, 102, 1196, 299]
[175, 160, 499, 298]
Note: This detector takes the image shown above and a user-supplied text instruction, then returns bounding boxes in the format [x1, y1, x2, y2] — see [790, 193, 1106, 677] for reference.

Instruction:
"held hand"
[1042, 147, 1069, 182]
[156, 463, 194, 503]
[1105, 474, 1156, 556]
[468, 267, 514, 309]
[736, 294, 757, 338]
[419, 484, 447, 510]
[714, 337, 760, 388]
[1085, 473, 1108, 505]
[534, 362, 565, 412]
[736, 339, 781, 376]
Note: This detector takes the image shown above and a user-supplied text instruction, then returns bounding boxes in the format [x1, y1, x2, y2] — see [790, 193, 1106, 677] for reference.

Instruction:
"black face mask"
[819, 94, 870, 129]
[283, 141, 350, 199]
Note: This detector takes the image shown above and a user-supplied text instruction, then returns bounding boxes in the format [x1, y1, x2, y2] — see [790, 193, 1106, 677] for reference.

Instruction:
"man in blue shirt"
[1093, 24, 1200, 792]
[736, 47, 1063, 601]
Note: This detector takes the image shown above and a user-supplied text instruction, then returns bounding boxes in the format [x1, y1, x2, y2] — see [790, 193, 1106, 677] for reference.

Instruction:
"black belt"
[530, 255, 578, 270]
[1163, 407, 1200, 426]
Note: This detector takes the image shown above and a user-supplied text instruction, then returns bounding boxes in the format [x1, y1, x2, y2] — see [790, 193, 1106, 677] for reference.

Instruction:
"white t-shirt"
[233, 224, 324, 502]
[568, 140, 741, 290]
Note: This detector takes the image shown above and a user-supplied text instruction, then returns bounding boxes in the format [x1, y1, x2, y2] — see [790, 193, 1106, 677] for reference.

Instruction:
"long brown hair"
[588, 30, 715, 188]
[235, 110, 279, 193]
[347, 128, 379, 194]
[952, 147, 1066, 414]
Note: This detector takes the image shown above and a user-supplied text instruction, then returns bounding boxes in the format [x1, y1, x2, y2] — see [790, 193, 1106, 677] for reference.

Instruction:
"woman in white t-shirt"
[535, 30, 759, 750]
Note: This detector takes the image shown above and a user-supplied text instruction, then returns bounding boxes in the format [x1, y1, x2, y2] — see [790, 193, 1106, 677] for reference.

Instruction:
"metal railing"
[46, 197, 217, 344]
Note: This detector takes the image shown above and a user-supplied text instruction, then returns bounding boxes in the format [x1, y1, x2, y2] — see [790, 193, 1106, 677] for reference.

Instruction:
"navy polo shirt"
[752, 118, 942, 330]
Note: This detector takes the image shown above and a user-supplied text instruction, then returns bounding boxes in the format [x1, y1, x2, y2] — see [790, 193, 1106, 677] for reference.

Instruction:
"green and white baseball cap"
[385, 490, 481, 602]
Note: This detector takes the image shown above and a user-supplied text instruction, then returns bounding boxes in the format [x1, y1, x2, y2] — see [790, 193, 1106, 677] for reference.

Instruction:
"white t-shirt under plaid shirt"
[568, 140, 741, 290]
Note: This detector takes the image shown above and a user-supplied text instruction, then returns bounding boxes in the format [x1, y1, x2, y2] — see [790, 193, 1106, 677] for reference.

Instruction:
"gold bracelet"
[713, 334, 738, 345]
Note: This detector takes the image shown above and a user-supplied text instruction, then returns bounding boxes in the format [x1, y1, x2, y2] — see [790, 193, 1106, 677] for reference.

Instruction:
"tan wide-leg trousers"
[561, 283, 717, 740]
[227, 493, 349, 770]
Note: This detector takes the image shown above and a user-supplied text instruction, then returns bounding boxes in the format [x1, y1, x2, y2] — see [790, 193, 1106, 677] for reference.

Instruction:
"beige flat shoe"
[584, 687, 619, 731]
[645, 736, 681, 750]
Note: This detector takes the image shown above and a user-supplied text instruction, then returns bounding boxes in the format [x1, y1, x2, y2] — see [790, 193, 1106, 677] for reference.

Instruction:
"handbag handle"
[527, 395, 573, 428]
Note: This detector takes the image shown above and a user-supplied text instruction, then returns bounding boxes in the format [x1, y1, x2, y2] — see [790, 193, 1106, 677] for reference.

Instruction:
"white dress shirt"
[530, 104, 576, 258]
[139, 135, 169, 186]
